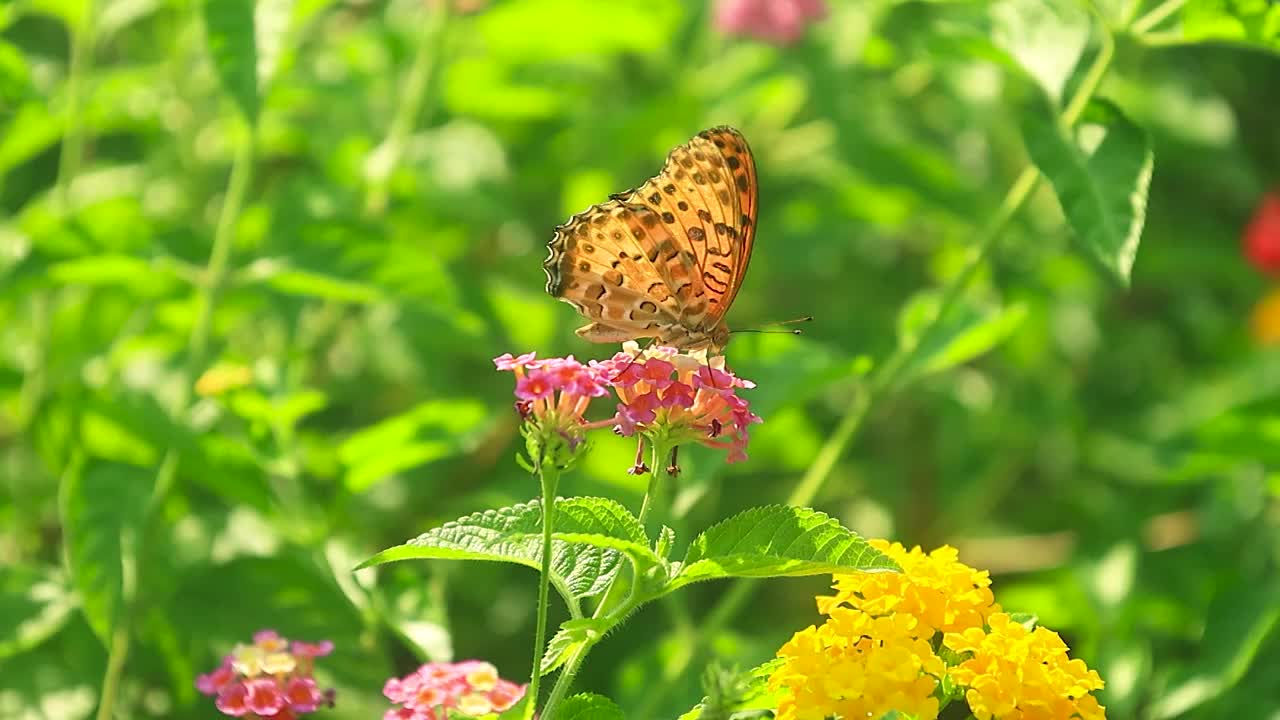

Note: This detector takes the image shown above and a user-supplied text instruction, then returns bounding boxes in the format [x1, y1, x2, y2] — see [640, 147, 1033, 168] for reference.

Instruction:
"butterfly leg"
[627, 437, 650, 476]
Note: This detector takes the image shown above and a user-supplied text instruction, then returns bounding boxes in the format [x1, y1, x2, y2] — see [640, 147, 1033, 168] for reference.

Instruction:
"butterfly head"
[668, 321, 731, 354]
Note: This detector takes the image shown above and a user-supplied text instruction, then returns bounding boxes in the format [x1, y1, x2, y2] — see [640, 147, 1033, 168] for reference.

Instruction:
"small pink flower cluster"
[595, 344, 762, 463]
[495, 345, 762, 464]
[383, 661, 526, 719]
[496, 352, 608, 430]
[714, 0, 828, 45]
[196, 630, 334, 719]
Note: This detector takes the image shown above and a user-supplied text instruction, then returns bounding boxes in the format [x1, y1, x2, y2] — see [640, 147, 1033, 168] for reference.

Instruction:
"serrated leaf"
[203, 0, 259, 123]
[0, 565, 78, 659]
[1022, 99, 1153, 286]
[358, 497, 643, 601]
[59, 461, 153, 644]
[668, 506, 898, 592]
[897, 293, 1029, 379]
[655, 525, 676, 559]
[540, 618, 605, 675]
[557, 692, 626, 720]
[679, 659, 786, 720]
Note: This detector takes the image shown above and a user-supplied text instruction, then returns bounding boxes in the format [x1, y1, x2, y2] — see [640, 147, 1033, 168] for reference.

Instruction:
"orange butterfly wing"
[544, 126, 758, 350]
[622, 126, 758, 330]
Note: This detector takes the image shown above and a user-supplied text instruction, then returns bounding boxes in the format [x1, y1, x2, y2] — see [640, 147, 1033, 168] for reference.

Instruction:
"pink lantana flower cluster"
[714, 0, 828, 45]
[383, 661, 526, 719]
[594, 342, 762, 464]
[196, 630, 335, 719]
[494, 343, 761, 468]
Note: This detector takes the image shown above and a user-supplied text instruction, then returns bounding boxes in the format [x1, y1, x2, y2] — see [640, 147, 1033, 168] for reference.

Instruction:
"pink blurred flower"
[197, 630, 335, 718]
[215, 681, 251, 717]
[715, 0, 828, 45]
[283, 678, 325, 713]
[383, 661, 526, 719]
[291, 640, 334, 658]
[197, 658, 236, 695]
[245, 677, 287, 716]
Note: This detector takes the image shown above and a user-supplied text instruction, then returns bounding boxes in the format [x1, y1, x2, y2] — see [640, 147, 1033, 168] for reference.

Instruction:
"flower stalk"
[524, 461, 559, 718]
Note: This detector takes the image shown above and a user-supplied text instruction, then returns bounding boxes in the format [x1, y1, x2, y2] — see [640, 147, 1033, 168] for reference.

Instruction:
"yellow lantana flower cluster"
[769, 539, 1106, 720]
[947, 613, 1106, 720]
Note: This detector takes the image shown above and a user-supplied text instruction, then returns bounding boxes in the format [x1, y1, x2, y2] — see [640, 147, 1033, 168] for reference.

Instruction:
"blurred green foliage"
[2, 0, 1279, 718]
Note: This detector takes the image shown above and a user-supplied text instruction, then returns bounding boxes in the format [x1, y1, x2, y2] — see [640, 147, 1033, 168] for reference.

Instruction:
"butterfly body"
[543, 126, 758, 354]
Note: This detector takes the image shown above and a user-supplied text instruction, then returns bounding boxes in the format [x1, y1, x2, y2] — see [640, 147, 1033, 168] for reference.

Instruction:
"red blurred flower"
[1245, 191, 1280, 274]
[714, 0, 828, 45]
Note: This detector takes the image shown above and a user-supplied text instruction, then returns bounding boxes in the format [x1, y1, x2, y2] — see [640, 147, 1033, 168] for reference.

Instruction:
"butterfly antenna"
[732, 316, 813, 337]
[610, 337, 657, 383]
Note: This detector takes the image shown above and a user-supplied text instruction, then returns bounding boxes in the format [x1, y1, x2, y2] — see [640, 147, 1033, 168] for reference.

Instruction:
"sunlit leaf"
[668, 506, 898, 592]
[358, 497, 641, 601]
[202, 0, 259, 123]
[1181, 0, 1280, 53]
[1022, 99, 1154, 286]
[339, 399, 489, 491]
[897, 292, 1029, 380]
[0, 565, 78, 659]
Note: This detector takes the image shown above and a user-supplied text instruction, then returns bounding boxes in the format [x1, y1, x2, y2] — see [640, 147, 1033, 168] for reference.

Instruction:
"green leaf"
[0, 565, 78, 659]
[243, 260, 384, 303]
[46, 254, 182, 296]
[1150, 579, 1280, 719]
[557, 692, 627, 720]
[1180, 0, 1280, 53]
[540, 618, 605, 675]
[358, 497, 642, 601]
[988, 0, 1090, 104]
[668, 506, 898, 592]
[1022, 99, 1154, 286]
[59, 461, 153, 644]
[1008, 611, 1039, 629]
[897, 293, 1029, 379]
[202, 0, 259, 123]
[339, 399, 489, 491]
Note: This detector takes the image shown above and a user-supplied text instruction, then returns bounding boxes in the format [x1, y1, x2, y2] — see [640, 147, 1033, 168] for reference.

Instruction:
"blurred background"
[2, 0, 1280, 718]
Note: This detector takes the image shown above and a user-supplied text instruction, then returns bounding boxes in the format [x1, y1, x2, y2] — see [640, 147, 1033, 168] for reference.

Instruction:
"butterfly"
[542, 126, 758, 354]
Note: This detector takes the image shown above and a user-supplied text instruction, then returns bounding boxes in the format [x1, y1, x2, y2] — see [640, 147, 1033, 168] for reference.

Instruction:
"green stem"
[640, 29, 1119, 711]
[58, 0, 96, 210]
[189, 131, 254, 374]
[364, 3, 449, 215]
[540, 441, 671, 718]
[525, 463, 560, 718]
[1130, 0, 1185, 35]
